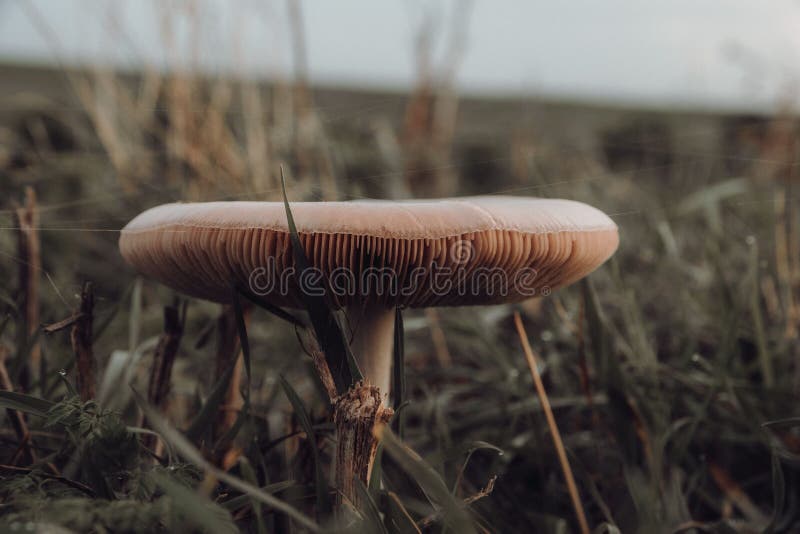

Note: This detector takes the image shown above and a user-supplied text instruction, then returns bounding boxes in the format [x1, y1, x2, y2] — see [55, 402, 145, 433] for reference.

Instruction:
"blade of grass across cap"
[131, 386, 320, 532]
[354, 478, 389, 534]
[375, 425, 476, 533]
[280, 167, 361, 393]
[235, 283, 305, 328]
[0, 390, 54, 417]
[279, 375, 331, 515]
[151, 471, 238, 534]
[391, 307, 406, 438]
[185, 351, 237, 442]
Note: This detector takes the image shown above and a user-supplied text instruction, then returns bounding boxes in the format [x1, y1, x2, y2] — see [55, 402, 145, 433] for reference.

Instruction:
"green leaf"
[764, 453, 786, 534]
[0, 390, 55, 416]
[220, 480, 298, 511]
[239, 457, 268, 534]
[369, 443, 384, 493]
[185, 351, 237, 443]
[377, 426, 476, 533]
[131, 386, 321, 532]
[151, 471, 238, 534]
[235, 283, 306, 327]
[212, 395, 250, 454]
[280, 168, 361, 394]
[354, 478, 389, 534]
[230, 286, 251, 383]
[383, 491, 421, 534]
[279, 375, 331, 515]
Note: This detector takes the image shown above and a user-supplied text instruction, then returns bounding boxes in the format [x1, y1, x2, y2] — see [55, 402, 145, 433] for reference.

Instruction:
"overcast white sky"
[0, 0, 799, 111]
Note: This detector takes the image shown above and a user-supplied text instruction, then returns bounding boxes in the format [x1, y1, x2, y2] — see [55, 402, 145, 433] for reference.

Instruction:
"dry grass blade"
[15, 186, 41, 390]
[212, 304, 245, 456]
[514, 311, 590, 534]
[71, 281, 95, 402]
[42, 313, 84, 334]
[708, 462, 769, 526]
[144, 304, 184, 452]
[425, 309, 452, 368]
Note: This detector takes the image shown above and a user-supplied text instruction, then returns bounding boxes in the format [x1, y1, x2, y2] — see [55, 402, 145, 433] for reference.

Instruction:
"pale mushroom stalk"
[330, 304, 395, 504]
[347, 304, 395, 396]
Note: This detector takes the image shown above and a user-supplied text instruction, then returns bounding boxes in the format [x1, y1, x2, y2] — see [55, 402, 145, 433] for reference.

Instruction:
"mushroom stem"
[347, 305, 395, 401]
[331, 305, 395, 507]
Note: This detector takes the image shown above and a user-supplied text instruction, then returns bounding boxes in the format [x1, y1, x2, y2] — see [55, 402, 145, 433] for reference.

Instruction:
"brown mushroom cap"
[119, 196, 618, 308]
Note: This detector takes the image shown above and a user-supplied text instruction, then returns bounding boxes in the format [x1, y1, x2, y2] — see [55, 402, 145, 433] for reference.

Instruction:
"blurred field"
[0, 58, 799, 534]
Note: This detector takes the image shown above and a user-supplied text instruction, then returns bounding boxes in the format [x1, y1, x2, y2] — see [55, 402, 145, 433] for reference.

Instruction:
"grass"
[1, 51, 799, 534]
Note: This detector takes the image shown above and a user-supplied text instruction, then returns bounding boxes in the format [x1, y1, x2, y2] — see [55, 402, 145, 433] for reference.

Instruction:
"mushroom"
[119, 196, 618, 502]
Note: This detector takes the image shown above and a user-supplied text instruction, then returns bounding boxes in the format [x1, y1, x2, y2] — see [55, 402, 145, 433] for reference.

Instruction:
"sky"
[0, 0, 798, 111]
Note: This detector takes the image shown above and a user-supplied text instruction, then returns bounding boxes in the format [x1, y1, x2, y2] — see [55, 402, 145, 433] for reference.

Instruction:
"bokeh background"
[1, 1, 800, 532]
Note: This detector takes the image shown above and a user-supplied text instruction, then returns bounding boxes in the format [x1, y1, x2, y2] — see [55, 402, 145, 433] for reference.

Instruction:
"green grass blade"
[369, 443, 384, 494]
[238, 457, 268, 534]
[151, 471, 238, 534]
[235, 283, 306, 327]
[383, 491, 421, 534]
[280, 168, 361, 394]
[185, 352, 237, 442]
[230, 285, 251, 384]
[354, 478, 389, 534]
[131, 386, 321, 532]
[220, 480, 298, 511]
[377, 425, 476, 533]
[279, 375, 332, 516]
[0, 390, 55, 416]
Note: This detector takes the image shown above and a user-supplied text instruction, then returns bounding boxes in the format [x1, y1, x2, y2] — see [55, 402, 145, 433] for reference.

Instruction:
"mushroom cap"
[119, 196, 618, 308]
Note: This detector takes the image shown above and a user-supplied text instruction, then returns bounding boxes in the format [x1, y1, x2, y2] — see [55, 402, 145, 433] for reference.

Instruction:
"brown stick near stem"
[71, 282, 95, 402]
[0, 347, 36, 465]
[144, 304, 184, 452]
[425, 309, 452, 368]
[303, 329, 394, 508]
[514, 311, 590, 534]
[15, 186, 41, 391]
[211, 303, 250, 462]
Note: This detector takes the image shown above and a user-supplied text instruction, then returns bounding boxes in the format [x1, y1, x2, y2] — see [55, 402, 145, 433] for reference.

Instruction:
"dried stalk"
[514, 312, 589, 534]
[144, 304, 184, 451]
[425, 309, 452, 367]
[71, 282, 95, 402]
[15, 186, 40, 391]
[212, 304, 250, 459]
[0, 347, 36, 465]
